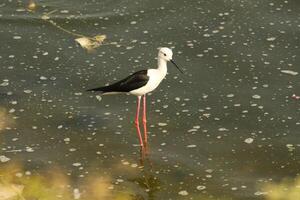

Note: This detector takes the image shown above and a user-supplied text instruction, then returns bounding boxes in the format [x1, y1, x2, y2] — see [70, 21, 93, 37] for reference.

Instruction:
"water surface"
[0, 0, 300, 199]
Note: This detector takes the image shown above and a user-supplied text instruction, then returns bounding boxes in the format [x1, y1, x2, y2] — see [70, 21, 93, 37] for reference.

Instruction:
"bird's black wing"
[87, 70, 149, 93]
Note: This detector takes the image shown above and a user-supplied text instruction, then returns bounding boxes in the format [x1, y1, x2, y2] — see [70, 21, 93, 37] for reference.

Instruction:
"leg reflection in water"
[131, 145, 159, 200]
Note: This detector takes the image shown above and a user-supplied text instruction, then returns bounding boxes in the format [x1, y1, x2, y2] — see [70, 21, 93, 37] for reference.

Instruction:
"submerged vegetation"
[0, 161, 300, 200]
[0, 162, 142, 200]
[0, 108, 14, 133]
[262, 177, 300, 200]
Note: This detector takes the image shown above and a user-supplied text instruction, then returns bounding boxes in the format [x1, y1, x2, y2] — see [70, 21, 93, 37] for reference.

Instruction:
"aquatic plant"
[262, 176, 300, 200]
[0, 163, 138, 200]
[0, 108, 13, 133]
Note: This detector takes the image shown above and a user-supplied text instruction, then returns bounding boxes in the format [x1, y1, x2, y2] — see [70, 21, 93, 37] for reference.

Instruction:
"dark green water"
[0, 0, 300, 199]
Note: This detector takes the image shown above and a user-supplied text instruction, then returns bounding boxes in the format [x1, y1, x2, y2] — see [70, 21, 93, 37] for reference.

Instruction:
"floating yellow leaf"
[94, 34, 107, 43]
[75, 35, 107, 52]
[27, 0, 37, 12]
[40, 10, 109, 52]
[75, 37, 92, 49]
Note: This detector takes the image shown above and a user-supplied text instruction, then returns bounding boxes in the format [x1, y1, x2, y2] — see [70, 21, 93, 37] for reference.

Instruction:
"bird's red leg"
[142, 95, 148, 145]
[135, 96, 144, 149]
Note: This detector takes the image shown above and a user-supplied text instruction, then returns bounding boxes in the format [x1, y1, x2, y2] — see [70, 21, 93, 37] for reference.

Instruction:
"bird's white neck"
[157, 58, 167, 77]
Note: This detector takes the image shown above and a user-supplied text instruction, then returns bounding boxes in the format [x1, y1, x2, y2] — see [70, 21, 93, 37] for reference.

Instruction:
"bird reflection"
[139, 142, 150, 164]
[130, 173, 160, 200]
[130, 148, 161, 200]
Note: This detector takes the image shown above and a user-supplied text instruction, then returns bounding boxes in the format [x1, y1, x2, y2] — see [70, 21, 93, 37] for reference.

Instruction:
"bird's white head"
[157, 47, 184, 73]
[158, 47, 173, 61]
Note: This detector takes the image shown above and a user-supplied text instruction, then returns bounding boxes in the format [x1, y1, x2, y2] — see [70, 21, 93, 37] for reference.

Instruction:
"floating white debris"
[266, 37, 276, 41]
[13, 36, 22, 40]
[72, 162, 81, 167]
[25, 147, 34, 152]
[254, 191, 268, 196]
[24, 89, 32, 94]
[226, 94, 234, 98]
[73, 188, 81, 200]
[158, 122, 167, 127]
[202, 113, 211, 118]
[178, 190, 189, 196]
[10, 101, 17, 105]
[40, 76, 48, 80]
[286, 144, 295, 151]
[122, 161, 130, 165]
[281, 70, 298, 76]
[196, 185, 206, 191]
[96, 95, 102, 101]
[252, 94, 261, 99]
[130, 163, 138, 168]
[116, 179, 124, 183]
[187, 144, 197, 148]
[218, 127, 228, 132]
[41, 15, 50, 20]
[8, 109, 15, 113]
[244, 138, 254, 144]
[188, 129, 197, 133]
[108, 185, 114, 190]
[60, 10, 69, 14]
[0, 155, 10, 162]
[0, 81, 9, 87]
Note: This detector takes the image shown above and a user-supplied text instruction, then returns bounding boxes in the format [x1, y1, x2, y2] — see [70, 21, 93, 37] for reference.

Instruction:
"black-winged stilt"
[87, 47, 183, 149]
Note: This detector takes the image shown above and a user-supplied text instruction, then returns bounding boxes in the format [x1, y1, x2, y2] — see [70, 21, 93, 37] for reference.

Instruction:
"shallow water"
[0, 0, 300, 199]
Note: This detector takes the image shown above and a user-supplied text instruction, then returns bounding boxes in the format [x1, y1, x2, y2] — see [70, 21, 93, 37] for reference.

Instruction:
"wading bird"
[87, 47, 183, 149]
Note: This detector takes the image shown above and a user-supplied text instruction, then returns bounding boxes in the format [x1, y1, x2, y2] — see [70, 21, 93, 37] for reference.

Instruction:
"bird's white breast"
[129, 69, 166, 96]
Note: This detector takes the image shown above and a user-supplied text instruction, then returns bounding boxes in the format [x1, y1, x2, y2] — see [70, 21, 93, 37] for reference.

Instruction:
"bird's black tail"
[86, 87, 104, 92]
[86, 85, 114, 93]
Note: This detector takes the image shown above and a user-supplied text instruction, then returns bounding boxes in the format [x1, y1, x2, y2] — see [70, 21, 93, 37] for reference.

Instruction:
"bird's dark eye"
[163, 53, 166, 56]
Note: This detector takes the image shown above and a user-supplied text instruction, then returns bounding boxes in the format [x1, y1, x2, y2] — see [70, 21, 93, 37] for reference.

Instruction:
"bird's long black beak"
[170, 59, 184, 74]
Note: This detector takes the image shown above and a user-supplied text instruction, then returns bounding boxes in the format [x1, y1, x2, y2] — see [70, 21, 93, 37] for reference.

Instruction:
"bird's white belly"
[130, 70, 164, 96]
